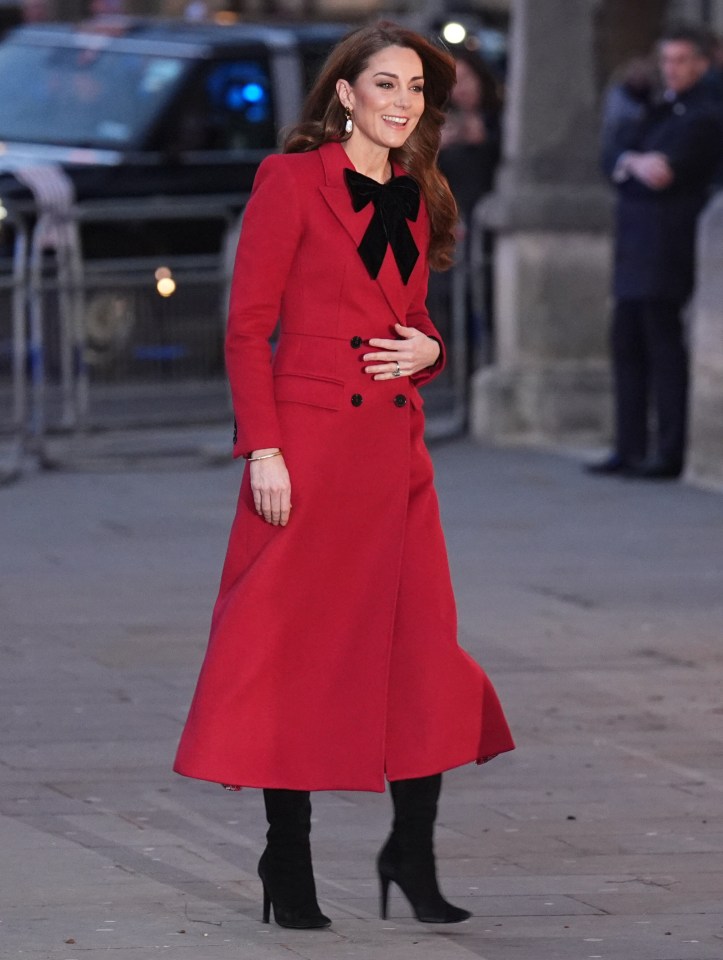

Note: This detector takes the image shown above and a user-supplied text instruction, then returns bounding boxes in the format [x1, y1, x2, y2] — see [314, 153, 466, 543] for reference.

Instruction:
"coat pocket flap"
[274, 373, 344, 411]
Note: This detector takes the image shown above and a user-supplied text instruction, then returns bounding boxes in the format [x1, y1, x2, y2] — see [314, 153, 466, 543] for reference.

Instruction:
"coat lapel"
[319, 141, 372, 251]
[317, 142, 426, 325]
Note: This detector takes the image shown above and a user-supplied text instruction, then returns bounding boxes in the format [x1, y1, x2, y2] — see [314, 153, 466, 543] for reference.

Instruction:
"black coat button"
[394, 394, 407, 408]
[350, 336, 363, 349]
[351, 393, 363, 407]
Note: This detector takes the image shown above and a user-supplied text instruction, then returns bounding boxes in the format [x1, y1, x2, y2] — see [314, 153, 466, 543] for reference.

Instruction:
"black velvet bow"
[344, 168, 420, 285]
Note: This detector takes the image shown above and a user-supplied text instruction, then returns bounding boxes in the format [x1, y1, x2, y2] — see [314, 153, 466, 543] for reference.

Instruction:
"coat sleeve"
[406, 212, 447, 389]
[600, 112, 645, 181]
[665, 110, 723, 188]
[225, 154, 303, 458]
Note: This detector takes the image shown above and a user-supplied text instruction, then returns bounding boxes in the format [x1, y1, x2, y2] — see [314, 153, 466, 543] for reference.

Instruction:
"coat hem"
[386, 744, 514, 783]
[173, 741, 515, 793]
[173, 766, 387, 793]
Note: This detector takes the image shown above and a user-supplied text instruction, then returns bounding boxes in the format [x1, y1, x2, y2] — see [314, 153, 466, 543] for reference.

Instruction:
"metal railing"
[0, 205, 29, 483]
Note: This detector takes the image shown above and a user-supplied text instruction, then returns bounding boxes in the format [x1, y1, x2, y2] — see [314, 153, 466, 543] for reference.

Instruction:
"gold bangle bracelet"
[245, 450, 282, 462]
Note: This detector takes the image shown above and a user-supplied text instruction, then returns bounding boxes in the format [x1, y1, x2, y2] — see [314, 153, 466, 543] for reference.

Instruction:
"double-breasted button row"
[350, 393, 408, 408]
[350, 335, 363, 349]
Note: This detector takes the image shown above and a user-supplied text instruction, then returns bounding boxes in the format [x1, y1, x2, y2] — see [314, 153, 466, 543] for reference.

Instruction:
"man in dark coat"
[590, 25, 723, 479]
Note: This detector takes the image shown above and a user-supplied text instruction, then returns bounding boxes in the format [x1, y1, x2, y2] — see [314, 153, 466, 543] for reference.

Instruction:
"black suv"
[0, 18, 346, 204]
[0, 19, 346, 389]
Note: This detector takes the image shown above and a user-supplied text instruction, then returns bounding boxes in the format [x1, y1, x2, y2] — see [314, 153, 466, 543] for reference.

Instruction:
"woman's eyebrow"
[373, 71, 425, 81]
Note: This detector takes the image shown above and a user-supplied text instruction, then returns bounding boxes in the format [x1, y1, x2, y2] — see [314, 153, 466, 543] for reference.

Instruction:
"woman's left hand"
[363, 324, 441, 380]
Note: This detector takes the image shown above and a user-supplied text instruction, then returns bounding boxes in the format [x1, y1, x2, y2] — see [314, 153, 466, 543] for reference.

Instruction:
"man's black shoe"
[626, 457, 683, 480]
[585, 454, 634, 476]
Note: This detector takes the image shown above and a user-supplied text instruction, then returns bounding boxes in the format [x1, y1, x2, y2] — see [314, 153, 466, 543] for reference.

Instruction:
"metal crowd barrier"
[424, 249, 468, 439]
[467, 213, 495, 369]
[423, 214, 495, 440]
[0, 181, 243, 472]
[0, 199, 31, 483]
[0, 173, 476, 478]
[67, 194, 241, 430]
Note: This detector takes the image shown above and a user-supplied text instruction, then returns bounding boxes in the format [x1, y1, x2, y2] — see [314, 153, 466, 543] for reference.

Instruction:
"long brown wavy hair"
[283, 21, 458, 271]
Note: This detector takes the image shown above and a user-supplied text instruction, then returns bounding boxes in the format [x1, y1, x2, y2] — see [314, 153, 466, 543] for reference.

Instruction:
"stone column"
[470, 0, 614, 445]
[688, 194, 723, 486]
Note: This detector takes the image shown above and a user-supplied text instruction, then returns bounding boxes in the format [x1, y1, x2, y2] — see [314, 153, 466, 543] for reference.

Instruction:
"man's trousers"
[611, 298, 688, 468]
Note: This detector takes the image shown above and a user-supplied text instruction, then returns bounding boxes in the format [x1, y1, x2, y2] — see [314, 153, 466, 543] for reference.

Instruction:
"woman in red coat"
[174, 21, 514, 930]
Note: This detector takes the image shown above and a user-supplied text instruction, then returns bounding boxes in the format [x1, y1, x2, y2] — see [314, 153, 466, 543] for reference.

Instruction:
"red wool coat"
[174, 140, 514, 792]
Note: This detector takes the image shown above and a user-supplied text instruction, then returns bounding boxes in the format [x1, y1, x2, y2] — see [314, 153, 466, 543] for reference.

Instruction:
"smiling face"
[336, 45, 425, 154]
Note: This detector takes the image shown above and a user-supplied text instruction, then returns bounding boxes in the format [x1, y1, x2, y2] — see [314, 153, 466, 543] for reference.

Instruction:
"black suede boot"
[377, 774, 471, 923]
[258, 788, 331, 929]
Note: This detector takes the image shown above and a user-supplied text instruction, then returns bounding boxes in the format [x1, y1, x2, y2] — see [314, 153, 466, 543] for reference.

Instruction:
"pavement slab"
[1, 439, 722, 959]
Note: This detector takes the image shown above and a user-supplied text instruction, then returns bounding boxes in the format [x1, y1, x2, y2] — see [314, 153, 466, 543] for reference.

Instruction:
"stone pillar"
[470, 0, 614, 445]
[688, 193, 723, 486]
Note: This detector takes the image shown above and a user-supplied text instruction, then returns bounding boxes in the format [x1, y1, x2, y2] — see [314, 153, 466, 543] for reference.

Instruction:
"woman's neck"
[341, 140, 392, 183]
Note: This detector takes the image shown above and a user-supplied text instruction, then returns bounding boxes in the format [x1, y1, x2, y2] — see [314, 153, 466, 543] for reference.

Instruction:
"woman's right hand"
[249, 450, 292, 526]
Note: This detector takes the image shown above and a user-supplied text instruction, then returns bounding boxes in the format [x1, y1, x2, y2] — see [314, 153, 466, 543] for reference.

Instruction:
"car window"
[161, 57, 276, 153]
[0, 42, 188, 148]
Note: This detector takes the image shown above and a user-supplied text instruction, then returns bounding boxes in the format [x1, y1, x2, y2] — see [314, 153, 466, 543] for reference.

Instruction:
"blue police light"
[226, 82, 267, 112]
[241, 82, 265, 103]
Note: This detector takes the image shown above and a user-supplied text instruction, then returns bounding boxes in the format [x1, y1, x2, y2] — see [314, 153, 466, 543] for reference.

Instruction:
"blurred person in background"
[438, 48, 502, 372]
[174, 21, 514, 932]
[588, 25, 723, 480]
[439, 48, 502, 222]
[600, 55, 656, 161]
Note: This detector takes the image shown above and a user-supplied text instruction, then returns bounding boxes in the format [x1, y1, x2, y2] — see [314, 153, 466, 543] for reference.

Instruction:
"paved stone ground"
[1, 436, 722, 960]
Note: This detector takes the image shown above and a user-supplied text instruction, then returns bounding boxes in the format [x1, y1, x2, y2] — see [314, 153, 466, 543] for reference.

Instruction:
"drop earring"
[344, 109, 353, 135]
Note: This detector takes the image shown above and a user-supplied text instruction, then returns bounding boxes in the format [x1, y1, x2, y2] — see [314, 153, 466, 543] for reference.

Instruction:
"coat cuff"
[232, 418, 283, 460]
[411, 336, 446, 388]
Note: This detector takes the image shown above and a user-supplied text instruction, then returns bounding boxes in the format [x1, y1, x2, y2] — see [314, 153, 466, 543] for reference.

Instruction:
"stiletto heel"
[379, 872, 390, 919]
[262, 882, 271, 923]
[376, 856, 470, 923]
[258, 853, 331, 928]
[379, 774, 472, 924]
